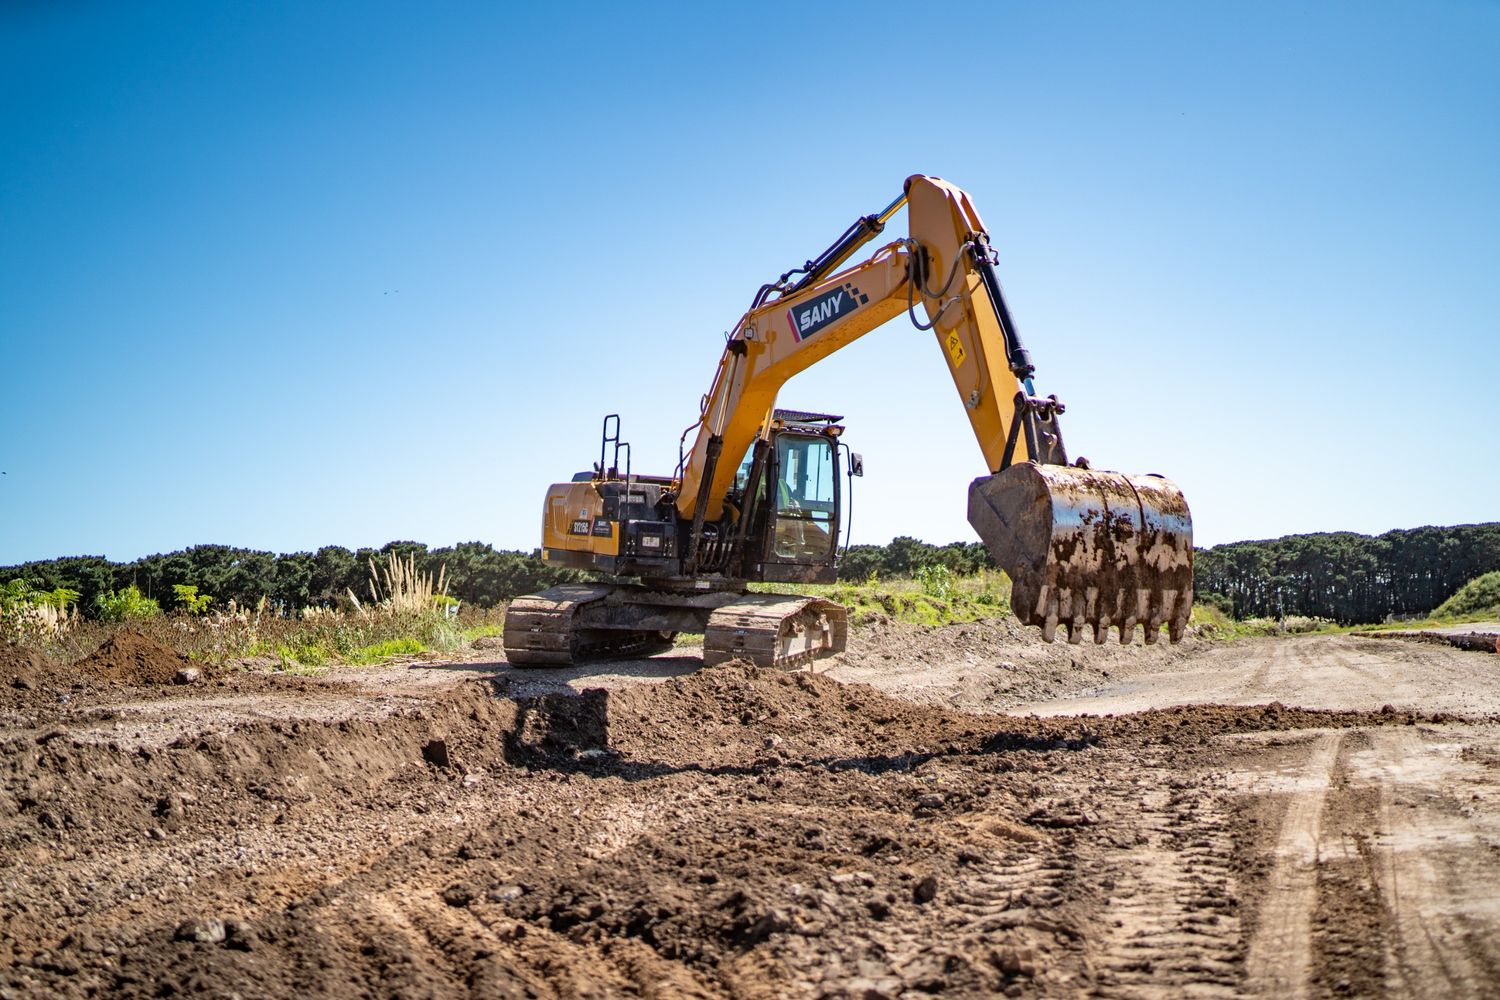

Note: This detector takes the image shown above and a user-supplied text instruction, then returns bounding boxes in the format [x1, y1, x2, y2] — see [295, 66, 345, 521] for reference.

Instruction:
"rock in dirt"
[174, 667, 200, 685]
[173, 918, 226, 944]
[487, 884, 525, 903]
[990, 945, 1037, 977]
[223, 921, 255, 952]
[914, 874, 939, 904]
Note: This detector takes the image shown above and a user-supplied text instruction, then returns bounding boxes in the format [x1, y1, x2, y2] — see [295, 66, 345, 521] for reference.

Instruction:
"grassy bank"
[17, 568, 1491, 673]
[750, 568, 1011, 628]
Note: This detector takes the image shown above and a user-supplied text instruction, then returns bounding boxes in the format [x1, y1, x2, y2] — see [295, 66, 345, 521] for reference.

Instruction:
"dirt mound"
[603, 662, 992, 767]
[1, 643, 54, 691]
[75, 630, 193, 685]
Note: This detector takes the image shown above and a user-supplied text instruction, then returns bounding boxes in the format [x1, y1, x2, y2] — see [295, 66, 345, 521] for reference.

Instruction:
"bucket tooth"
[968, 463, 1193, 644]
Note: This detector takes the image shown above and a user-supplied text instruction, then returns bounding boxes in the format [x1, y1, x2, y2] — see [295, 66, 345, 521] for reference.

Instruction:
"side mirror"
[849, 452, 864, 477]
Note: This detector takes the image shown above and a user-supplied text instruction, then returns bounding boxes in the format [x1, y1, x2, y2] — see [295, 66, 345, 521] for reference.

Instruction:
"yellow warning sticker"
[945, 331, 966, 367]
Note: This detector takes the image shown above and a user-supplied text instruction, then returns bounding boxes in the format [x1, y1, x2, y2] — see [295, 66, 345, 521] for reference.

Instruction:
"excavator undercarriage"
[503, 584, 847, 670]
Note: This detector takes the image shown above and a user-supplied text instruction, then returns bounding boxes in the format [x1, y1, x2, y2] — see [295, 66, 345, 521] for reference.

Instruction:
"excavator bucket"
[968, 464, 1193, 645]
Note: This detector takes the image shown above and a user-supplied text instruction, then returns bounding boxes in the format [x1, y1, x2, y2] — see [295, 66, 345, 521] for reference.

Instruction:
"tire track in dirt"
[1237, 638, 1285, 702]
[1243, 731, 1341, 998]
[1302, 730, 1392, 997]
[1318, 640, 1388, 685]
[856, 839, 1077, 997]
[1084, 764, 1244, 998]
[1347, 727, 1500, 998]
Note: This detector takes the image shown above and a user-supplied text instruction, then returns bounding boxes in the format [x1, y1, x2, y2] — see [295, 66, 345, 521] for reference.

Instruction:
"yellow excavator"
[504, 175, 1193, 669]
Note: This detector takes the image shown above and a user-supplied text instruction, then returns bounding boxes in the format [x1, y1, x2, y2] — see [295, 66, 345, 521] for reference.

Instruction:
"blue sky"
[2, 1, 1497, 564]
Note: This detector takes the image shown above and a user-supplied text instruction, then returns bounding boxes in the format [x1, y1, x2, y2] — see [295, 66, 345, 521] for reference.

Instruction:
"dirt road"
[3, 624, 1499, 998]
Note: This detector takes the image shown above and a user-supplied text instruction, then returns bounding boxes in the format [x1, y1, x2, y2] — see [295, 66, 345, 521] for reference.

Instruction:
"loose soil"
[3, 623, 1500, 998]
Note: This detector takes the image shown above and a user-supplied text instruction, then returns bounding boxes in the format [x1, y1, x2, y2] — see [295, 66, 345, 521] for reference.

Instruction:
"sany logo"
[787, 282, 869, 342]
[795, 290, 845, 333]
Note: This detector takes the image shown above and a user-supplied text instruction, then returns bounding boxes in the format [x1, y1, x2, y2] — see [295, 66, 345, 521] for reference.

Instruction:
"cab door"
[761, 431, 840, 582]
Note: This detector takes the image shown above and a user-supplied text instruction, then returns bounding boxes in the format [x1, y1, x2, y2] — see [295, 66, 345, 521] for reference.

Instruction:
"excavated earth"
[3, 620, 1500, 999]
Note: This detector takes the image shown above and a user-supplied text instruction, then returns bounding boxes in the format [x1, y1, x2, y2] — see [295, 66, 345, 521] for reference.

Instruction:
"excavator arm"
[680, 176, 1050, 518]
[677, 175, 1194, 645]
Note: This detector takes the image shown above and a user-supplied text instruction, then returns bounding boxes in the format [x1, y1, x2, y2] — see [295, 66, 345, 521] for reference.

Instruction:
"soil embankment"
[3, 627, 1499, 998]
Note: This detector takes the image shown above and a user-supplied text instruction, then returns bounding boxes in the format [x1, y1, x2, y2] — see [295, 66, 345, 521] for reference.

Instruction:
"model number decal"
[787, 282, 869, 342]
[569, 519, 591, 535]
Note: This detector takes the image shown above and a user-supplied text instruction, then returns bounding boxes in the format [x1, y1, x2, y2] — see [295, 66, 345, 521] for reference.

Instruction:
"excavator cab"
[769, 432, 839, 565]
[731, 409, 845, 584]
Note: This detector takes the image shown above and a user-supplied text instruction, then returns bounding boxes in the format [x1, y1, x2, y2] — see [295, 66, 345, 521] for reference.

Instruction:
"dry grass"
[2, 602, 77, 642]
[3, 599, 504, 669]
[353, 552, 449, 615]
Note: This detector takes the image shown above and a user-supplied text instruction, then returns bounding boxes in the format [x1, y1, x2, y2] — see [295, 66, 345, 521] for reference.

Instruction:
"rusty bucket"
[968, 463, 1193, 644]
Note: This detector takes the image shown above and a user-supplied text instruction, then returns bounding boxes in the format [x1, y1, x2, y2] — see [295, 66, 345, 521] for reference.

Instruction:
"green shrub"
[275, 640, 332, 668]
[95, 585, 161, 622]
[916, 563, 956, 602]
[1197, 591, 1235, 617]
[424, 619, 466, 653]
[347, 637, 425, 665]
[172, 584, 214, 615]
[1, 581, 80, 614]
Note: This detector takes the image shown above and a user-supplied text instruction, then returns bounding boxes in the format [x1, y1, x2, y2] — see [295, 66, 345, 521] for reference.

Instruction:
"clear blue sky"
[2, 1, 1497, 565]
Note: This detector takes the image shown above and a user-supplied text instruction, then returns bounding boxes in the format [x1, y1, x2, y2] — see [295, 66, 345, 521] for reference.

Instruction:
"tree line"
[0, 536, 997, 617]
[4, 523, 1495, 622]
[0, 542, 587, 615]
[1194, 522, 1500, 624]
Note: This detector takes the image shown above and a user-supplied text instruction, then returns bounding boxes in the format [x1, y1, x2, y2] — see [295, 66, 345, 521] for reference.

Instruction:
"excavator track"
[503, 585, 677, 667]
[703, 595, 848, 670]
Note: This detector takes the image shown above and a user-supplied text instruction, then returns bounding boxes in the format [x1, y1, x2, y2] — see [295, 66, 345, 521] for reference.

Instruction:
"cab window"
[772, 435, 836, 561]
